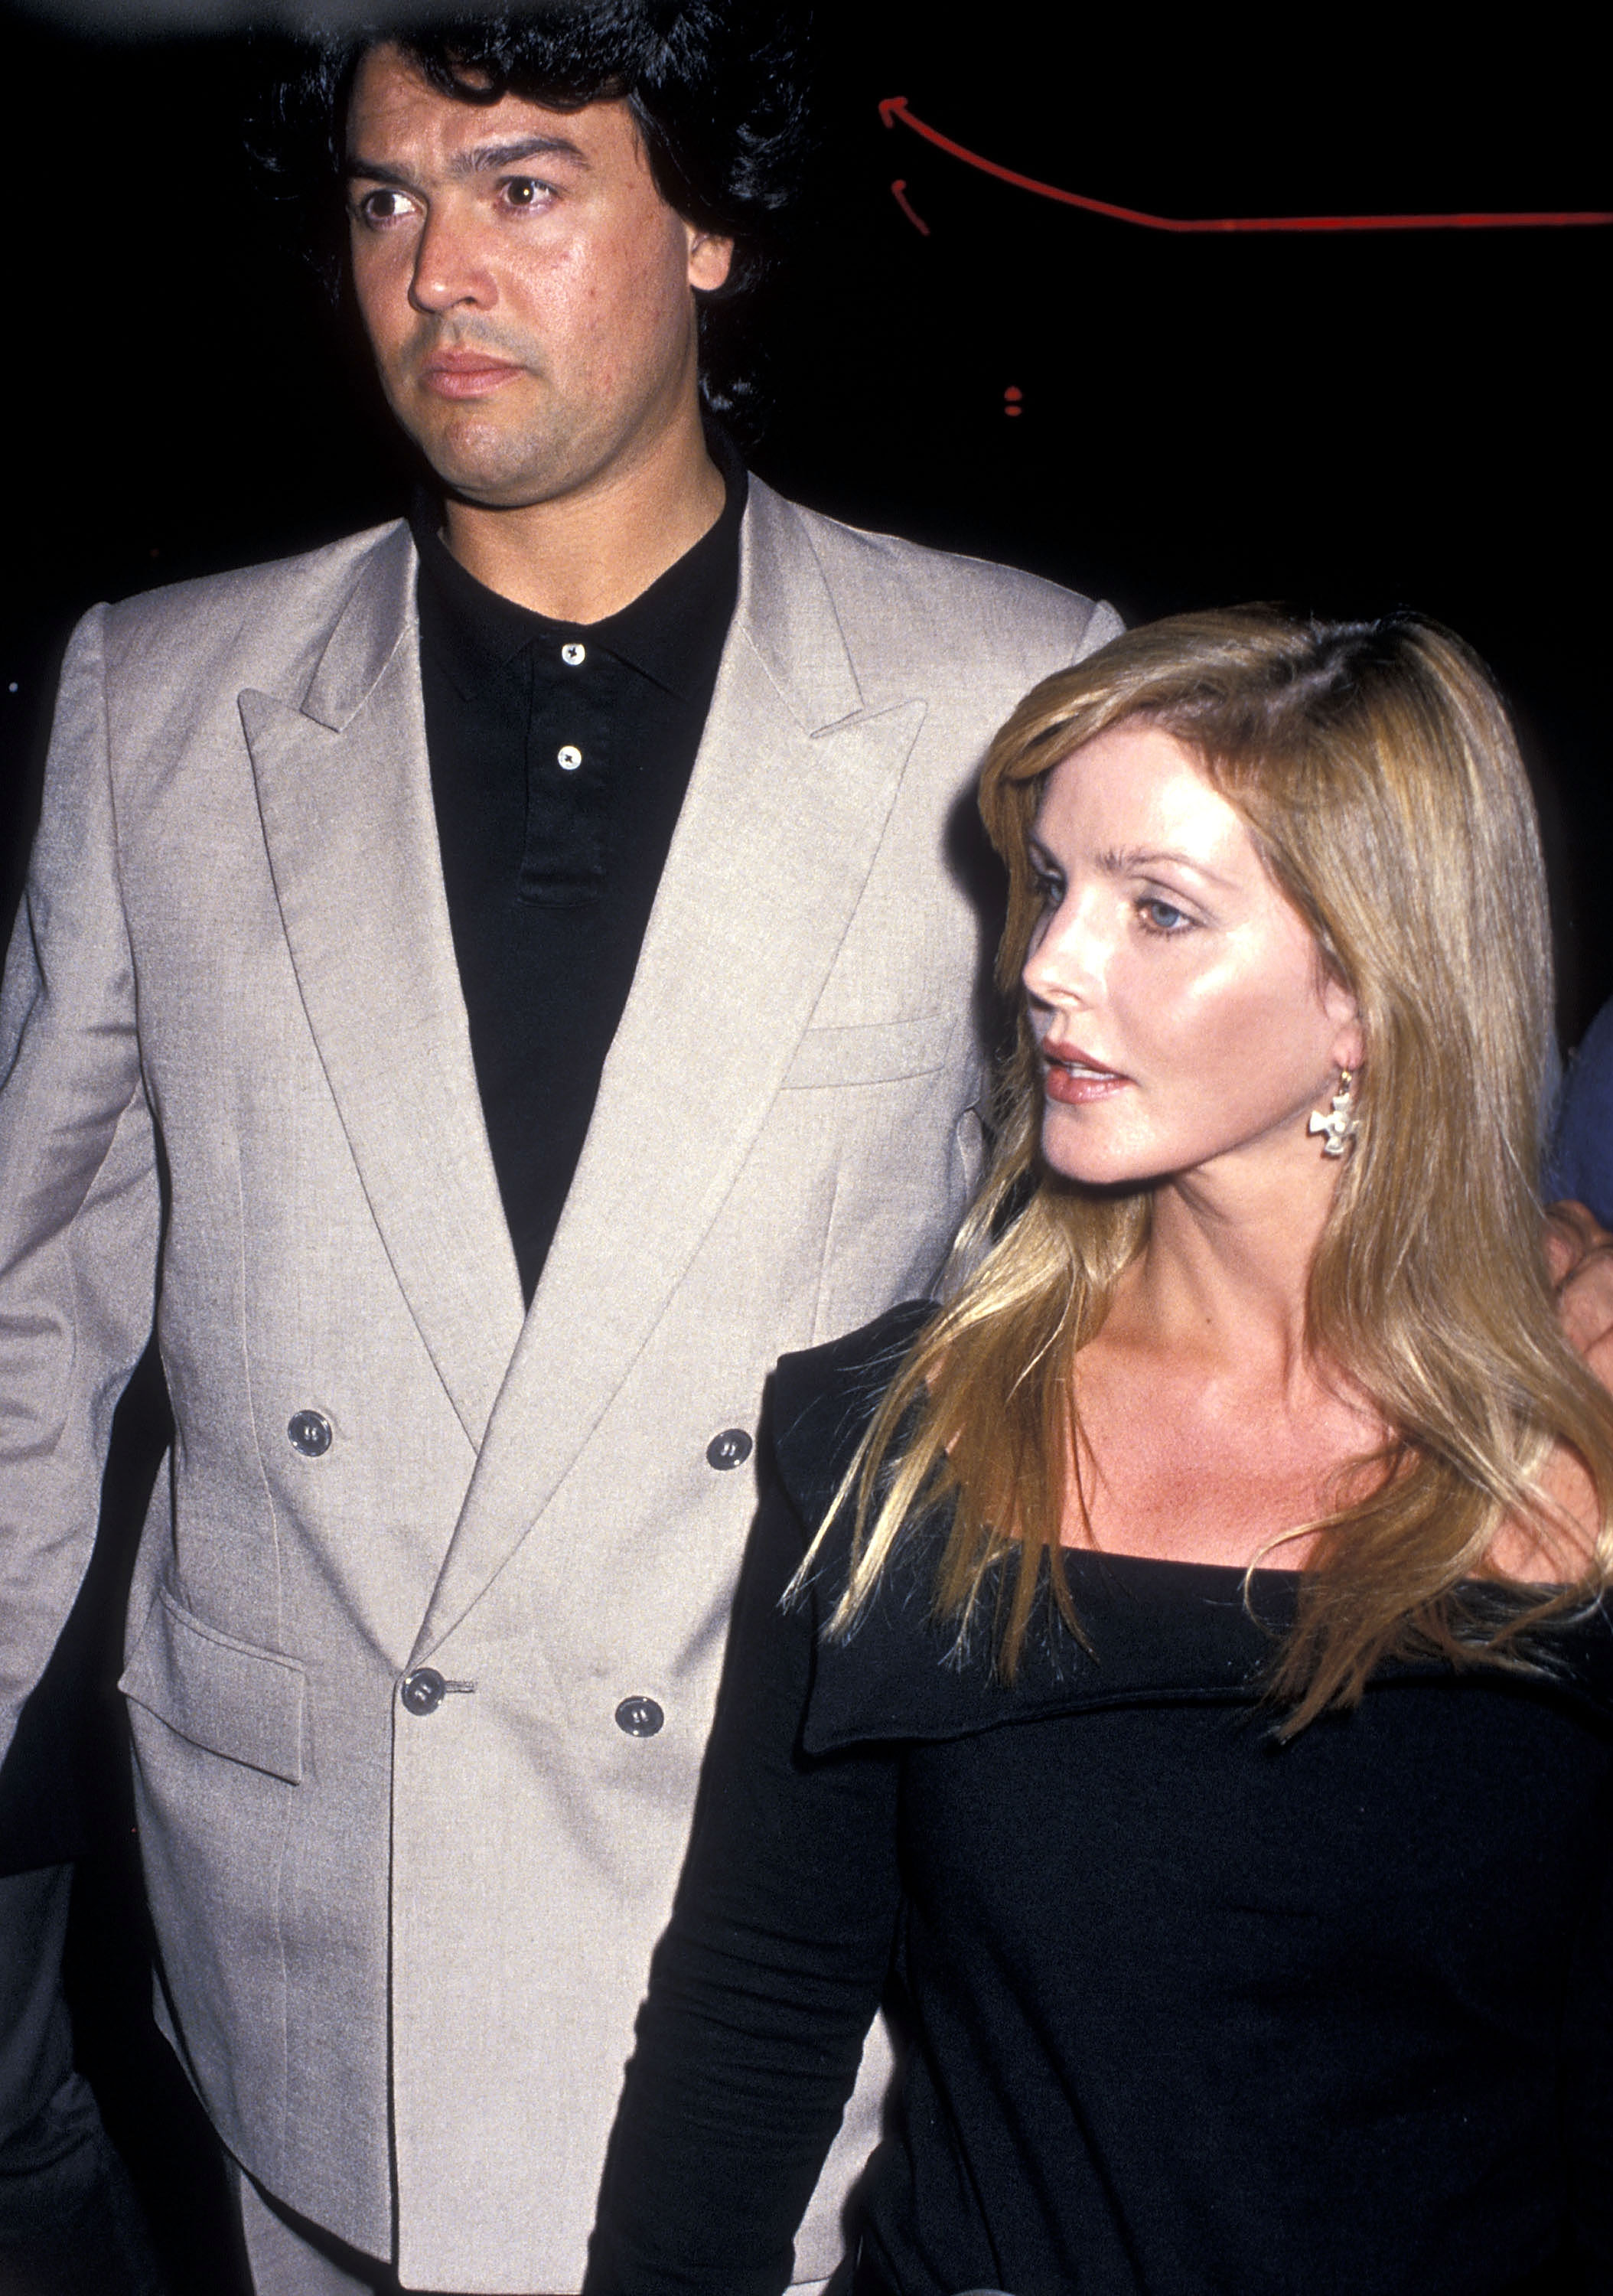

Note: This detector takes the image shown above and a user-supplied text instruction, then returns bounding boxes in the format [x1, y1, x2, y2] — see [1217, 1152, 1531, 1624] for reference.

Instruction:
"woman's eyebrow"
[1097, 844, 1237, 890]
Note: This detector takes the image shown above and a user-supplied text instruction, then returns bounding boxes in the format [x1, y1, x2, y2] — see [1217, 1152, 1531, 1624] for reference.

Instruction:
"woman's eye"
[1031, 872, 1063, 910]
[1138, 896, 1191, 934]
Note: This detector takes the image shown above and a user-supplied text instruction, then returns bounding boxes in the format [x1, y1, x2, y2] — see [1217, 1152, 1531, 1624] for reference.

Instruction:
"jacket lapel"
[411, 481, 925, 1660]
[242, 524, 524, 1451]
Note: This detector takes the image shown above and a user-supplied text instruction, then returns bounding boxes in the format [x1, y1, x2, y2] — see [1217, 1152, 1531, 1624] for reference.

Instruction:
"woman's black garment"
[586, 1304, 1613, 2296]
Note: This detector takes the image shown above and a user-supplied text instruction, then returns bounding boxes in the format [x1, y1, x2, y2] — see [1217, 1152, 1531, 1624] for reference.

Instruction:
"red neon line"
[878, 96, 1613, 233]
[890, 178, 931, 236]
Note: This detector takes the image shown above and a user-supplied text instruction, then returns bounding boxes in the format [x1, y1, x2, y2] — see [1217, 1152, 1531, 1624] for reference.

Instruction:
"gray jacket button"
[288, 1410, 333, 1456]
[614, 1696, 664, 1737]
[401, 1668, 445, 1716]
[705, 1428, 753, 1470]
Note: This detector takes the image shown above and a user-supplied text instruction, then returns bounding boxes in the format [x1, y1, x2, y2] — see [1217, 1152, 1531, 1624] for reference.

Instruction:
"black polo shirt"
[412, 442, 747, 1303]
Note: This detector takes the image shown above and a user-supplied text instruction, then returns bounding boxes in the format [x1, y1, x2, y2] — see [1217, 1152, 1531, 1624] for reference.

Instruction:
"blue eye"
[1139, 897, 1190, 933]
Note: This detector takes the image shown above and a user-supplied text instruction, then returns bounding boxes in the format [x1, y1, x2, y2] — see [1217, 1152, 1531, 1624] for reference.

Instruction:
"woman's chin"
[1040, 1136, 1163, 1193]
[1038, 1098, 1139, 1175]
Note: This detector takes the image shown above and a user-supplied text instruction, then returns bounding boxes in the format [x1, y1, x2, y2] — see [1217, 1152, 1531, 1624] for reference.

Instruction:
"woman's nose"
[1023, 890, 1106, 1009]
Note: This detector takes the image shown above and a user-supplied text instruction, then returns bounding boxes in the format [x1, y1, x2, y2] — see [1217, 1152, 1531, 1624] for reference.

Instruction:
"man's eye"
[356, 188, 414, 225]
[500, 177, 553, 208]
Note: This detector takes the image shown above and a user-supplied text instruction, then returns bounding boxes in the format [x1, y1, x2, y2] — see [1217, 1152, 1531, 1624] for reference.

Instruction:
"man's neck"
[438, 411, 728, 624]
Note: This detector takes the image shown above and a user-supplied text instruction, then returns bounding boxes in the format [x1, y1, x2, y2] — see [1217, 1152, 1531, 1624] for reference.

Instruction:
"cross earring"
[1308, 1068, 1359, 1159]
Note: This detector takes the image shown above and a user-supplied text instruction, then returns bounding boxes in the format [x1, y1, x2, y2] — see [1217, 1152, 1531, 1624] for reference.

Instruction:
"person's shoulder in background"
[1548, 996, 1613, 1229]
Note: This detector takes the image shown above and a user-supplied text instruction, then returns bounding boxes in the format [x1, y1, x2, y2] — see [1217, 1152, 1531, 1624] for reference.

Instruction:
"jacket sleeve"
[585, 1467, 903, 2296]
[0, 605, 161, 1761]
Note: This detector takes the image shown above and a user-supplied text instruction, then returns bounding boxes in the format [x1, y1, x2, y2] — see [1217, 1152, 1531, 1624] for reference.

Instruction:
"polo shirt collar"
[411, 426, 748, 703]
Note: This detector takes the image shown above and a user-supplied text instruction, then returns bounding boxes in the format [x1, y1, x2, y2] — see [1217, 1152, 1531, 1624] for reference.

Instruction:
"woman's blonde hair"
[816, 607, 1613, 1730]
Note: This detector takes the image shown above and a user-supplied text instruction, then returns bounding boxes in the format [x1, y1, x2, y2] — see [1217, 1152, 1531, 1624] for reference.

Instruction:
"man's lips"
[418, 352, 526, 400]
[1039, 1039, 1131, 1107]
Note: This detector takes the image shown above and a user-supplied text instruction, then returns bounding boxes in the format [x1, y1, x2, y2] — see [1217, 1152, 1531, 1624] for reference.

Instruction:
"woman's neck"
[1064, 1140, 1382, 1567]
[1114, 1131, 1343, 1392]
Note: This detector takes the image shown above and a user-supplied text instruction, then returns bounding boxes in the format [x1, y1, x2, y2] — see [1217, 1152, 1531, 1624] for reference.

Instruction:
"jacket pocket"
[119, 1587, 305, 1786]
[784, 1012, 956, 1089]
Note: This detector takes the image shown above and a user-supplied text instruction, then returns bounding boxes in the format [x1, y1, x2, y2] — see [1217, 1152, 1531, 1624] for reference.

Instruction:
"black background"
[2, 4, 1610, 1034]
[0, 5, 1607, 2288]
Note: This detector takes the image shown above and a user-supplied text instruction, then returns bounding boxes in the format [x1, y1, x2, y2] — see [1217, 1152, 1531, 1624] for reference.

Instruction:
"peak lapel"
[411, 484, 924, 1659]
[243, 527, 523, 1450]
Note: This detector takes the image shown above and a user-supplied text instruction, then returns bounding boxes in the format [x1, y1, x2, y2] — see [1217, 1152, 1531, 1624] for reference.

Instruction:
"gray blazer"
[0, 476, 1116, 2289]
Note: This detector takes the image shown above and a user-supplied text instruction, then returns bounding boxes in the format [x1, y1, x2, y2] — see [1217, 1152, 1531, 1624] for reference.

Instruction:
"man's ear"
[686, 227, 734, 294]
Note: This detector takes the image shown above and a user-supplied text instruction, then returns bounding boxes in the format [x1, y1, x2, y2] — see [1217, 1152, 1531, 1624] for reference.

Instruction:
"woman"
[584, 610, 1613, 2296]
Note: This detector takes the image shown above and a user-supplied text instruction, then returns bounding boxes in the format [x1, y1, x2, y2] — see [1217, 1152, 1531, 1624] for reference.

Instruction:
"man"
[0, 8, 1122, 2291]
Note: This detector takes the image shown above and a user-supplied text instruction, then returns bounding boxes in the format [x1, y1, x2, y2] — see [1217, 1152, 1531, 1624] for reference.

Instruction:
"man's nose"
[409, 201, 496, 315]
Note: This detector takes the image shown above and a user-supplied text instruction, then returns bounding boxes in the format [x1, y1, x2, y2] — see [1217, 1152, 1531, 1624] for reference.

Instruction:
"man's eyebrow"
[345, 156, 411, 187]
[455, 135, 591, 176]
[345, 135, 591, 186]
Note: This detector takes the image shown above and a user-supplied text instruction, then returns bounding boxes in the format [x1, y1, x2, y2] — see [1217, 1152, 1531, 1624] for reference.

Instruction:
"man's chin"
[437, 475, 571, 511]
[398, 410, 584, 511]
[420, 452, 585, 513]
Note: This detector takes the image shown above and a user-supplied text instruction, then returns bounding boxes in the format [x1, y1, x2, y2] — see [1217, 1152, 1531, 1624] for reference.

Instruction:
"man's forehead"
[345, 43, 639, 169]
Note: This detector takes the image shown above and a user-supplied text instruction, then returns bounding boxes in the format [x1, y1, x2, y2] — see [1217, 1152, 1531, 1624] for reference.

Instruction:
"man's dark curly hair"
[263, 2, 813, 441]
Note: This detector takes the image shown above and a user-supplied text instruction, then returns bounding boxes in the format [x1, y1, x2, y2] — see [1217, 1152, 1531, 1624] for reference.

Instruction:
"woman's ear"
[1321, 973, 1364, 1075]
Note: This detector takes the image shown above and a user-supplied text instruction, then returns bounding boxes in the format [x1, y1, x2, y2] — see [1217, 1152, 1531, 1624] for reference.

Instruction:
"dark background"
[4, 6, 1610, 1034]
[0, 4, 1607, 2288]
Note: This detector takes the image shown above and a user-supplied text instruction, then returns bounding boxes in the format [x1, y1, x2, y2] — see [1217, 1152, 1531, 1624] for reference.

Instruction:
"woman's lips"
[1040, 1040, 1130, 1106]
[419, 354, 524, 400]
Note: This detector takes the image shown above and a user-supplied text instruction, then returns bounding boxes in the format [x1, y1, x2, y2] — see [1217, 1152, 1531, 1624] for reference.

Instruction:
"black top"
[587, 1303, 1613, 2296]
[412, 437, 747, 1300]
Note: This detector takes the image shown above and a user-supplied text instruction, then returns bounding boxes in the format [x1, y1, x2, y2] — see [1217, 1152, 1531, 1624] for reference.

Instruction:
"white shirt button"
[557, 745, 583, 771]
[560, 642, 586, 666]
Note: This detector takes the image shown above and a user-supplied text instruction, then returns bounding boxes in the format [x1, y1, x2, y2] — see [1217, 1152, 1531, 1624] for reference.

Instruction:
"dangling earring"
[1308, 1068, 1360, 1159]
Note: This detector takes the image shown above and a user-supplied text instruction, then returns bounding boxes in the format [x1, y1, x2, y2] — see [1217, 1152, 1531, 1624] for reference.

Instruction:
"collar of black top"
[409, 425, 748, 701]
